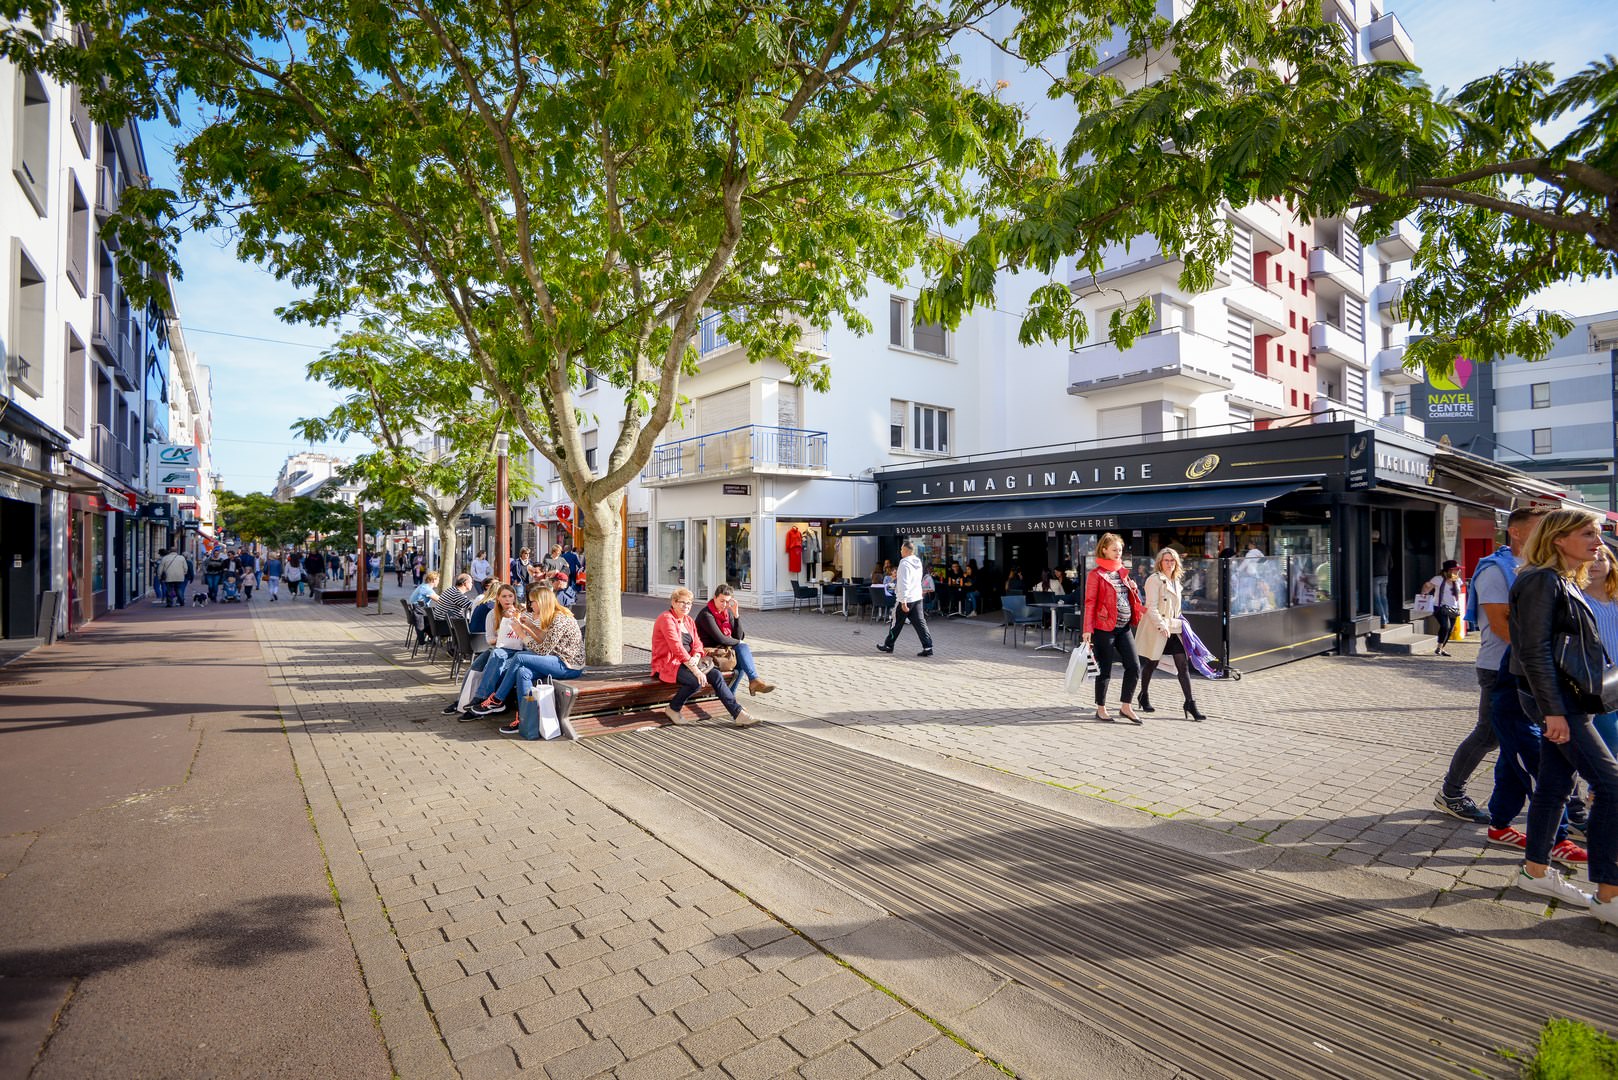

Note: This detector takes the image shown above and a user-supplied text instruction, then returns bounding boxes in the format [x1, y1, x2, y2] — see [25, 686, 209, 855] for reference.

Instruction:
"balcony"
[1076, 238, 1231, 291]
[695, 313, 828, 365]
[90, 423, 131, 477]
[1374, 279, 1405, 323]
[1229, 199, 1287, 254]
[1068, 327, 1236, 397]
[1309, 321, 1366, 366]
[641, 425, 829, 487]
[95, 165, 122, 225]
[1224, 283, 1289, 337]
[1377, 345, 1420, 386]
[1374, 218, 1420, 261]
[91, 292, 118, 359]
[1308, 246, 1367, 298]
[1367, 12, 1415, 64]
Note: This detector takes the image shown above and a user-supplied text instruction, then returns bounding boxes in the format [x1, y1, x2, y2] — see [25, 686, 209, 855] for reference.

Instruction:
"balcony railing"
[696, 313, 828, 357]
[1224, 283, 1289, 337]
[95, 165, 122, 223]
[1374, 218, 1420, 261]
[1375, 279, 1405, 323]
[642, 425, 829, 485]
[1309, 321, 1366, 366]
[1367, 12, 1414, 64]
[1069, 327, 1236, 396]
[1308, 246, 1367, 298]
[1377, 345, 1420, 386]
[92, 292, 118, 358]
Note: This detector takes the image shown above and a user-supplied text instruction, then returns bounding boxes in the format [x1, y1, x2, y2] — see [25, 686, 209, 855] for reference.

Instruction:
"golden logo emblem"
[1185, 453, 1220, 480]
[1230, 510, 1247, 523]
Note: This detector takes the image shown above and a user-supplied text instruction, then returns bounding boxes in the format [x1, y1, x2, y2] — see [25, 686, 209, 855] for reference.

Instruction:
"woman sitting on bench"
[470, 587, 585, 726]
[653, 588, 757, 728]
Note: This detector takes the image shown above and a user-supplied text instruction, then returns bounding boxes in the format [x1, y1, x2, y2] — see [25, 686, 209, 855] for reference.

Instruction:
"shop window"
[911, 403, 950, 454]
[1531, 382, 1550, 409]
[724, 519, 752, 590]
[9, 241, 46, 397]
[657, 521, 686, 587]
[1532, 428, 1552, 455]
[13, 68, 50, 214]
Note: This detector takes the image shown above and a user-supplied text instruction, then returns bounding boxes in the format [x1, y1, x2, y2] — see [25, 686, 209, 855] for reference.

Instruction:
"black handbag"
[1554, 584, 1618, 714]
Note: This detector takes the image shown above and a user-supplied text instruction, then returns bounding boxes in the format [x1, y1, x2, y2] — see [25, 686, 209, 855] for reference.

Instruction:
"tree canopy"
[925, 1, 1618, 374]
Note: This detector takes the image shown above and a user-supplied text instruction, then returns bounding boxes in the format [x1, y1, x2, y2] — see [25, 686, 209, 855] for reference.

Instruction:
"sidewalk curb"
[537, 735, 1185, 1080]
[249, 604, 458, 1080]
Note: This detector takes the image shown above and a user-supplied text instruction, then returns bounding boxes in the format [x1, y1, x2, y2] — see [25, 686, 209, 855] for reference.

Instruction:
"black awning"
[829, 481, 1315, 536]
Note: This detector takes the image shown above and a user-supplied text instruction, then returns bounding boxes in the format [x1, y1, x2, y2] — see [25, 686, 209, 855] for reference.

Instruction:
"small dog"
[191, 593, 209, 607]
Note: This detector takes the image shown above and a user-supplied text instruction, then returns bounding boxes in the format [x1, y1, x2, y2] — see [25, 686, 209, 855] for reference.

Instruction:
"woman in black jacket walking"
[695, 584, 775, 697]
[1510, 509, 1618, 926]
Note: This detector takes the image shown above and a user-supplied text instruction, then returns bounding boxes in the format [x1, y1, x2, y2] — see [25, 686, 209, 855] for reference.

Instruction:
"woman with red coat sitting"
[1082, 532, 1145, 724]
[652, 587, 758, 728]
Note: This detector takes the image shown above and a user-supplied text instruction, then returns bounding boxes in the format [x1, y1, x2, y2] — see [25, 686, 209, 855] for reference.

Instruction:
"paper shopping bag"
[1064, 644, 1099, 694]
[519, 684, 563, 741]
[1412, 594, 1437, 616]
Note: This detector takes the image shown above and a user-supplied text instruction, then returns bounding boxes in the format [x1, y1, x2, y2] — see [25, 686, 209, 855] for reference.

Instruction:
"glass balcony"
[642, 425, 830, 487]
[1068, 327, 1237, 397]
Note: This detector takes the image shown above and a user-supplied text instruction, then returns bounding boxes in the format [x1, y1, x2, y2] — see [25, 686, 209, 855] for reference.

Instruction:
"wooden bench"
[550, 662, 735, 739]
[313, 587, 359, 605]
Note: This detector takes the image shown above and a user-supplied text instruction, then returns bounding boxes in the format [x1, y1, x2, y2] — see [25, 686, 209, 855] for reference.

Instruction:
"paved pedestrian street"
[3, 594, 1615, 1080]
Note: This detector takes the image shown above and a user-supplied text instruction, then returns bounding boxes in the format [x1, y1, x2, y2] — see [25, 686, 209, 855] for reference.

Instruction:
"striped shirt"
[1584, 592, 1618, 661]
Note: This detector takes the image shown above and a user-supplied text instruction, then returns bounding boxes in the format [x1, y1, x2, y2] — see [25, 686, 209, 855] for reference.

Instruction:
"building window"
[1301, 280, 1309, 296]
[12, 69, 50, 214]
[1532, 428, 1552, 455]
[1303, 393, 1311, 408]
[1289, 271, 1297, 290]
[1290, 389, 1299, 407]
[888, 297, 949, 358]
[911, 403, 951, 454]
[1303, 354, 1311, 372]
[583, 367, 599, 391]
[64, 328, 87, 436]
[1531, 382, 1550, 409]
[1301, 317, 1309, 333]
[582, 430, 599, 473]
[67, 179, 91, 297]
[1288, 311, 1296, 329]
[658, 521, 687, 587]
[1290, 349, 1298, 366]
[1274, 264, 1282, 283]
[889, 399, 906, 449]
[9, 241, 46, 397]
[1393, 398, 1409, 416]
[1275, 342, 1283, 365]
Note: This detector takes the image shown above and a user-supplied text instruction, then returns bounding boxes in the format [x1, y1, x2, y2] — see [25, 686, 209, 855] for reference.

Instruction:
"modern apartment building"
[273, 450, 358, 504]
[2, 23, 197, 638]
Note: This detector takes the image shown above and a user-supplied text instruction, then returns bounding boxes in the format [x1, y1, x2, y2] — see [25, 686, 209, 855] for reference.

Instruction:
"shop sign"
[140, 502, 174, 520]
[884, 429, 1356, 505]
[722, 483, 751, 495]
[157, 443, 201, 469]
[0, 429, 43, 472]
[0, 474, 42, 504]
[163, 483, 200, 496]
[183, 520, 201, 531]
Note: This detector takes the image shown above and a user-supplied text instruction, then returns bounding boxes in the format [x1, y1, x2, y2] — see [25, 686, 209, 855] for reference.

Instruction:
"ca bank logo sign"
[158, 444, 199, 469]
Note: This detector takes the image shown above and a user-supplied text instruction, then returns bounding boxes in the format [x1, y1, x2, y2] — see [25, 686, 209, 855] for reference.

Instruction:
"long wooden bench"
[313, 587, 359, 605]
[551, 663, 736, 739]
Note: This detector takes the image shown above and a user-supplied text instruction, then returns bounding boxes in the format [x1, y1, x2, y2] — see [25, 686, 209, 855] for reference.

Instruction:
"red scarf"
[1094, 556, 1124, 573]
[707, 598, 732, 637]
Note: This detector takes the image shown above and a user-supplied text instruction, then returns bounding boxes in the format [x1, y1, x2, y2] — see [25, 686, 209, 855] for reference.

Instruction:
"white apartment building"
[2, 23, 195, 637]
[273, 450, 357, 503]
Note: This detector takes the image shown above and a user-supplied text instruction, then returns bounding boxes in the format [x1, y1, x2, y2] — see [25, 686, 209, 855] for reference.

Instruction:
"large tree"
[293, 310, 530, 587]
[4, 0, 1151, 662]
[926, 1, 1618, 374]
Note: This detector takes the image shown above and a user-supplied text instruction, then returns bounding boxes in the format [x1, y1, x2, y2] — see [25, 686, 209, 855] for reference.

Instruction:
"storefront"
[0, 406, 68, 641]
[833, 420, 1571, 673]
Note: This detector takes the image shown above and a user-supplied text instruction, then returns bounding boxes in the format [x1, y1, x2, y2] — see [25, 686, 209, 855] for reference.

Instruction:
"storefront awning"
[830, 481, 1316, 536]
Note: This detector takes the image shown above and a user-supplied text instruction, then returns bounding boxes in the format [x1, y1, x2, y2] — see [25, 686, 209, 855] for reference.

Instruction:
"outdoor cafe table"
[1025, 596, 1074, 653]
[820, 581, 853, 617]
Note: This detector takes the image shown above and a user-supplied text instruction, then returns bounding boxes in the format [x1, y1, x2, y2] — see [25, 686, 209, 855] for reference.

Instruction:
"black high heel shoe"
[1136, 692, 1156, 714]
[1183, 701, 1207, 722]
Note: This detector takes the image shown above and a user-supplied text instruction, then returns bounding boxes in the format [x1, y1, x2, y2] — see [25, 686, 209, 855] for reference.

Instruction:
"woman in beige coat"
[1134, 548, 1206, 721]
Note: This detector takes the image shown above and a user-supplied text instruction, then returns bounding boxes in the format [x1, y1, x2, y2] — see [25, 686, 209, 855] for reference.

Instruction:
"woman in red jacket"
[652, 588, 758, 728]
[1082, 533, 1144, 724]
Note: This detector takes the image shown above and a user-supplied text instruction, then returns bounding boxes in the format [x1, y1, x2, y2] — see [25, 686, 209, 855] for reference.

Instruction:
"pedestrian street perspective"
[3, 586, 1616, 1080]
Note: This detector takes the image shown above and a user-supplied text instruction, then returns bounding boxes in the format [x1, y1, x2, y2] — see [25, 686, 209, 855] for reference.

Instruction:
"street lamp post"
[495, 433, 510, 585]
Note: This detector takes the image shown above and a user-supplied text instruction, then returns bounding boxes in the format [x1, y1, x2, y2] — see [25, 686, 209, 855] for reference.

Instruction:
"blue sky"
[151, 0, 1618, 493]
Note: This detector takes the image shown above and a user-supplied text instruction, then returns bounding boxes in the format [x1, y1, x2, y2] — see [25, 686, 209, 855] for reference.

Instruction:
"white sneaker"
[1591, 897, 1618, 928]
[733, 710, 760, 728]
[1517, 867, 1594, 908]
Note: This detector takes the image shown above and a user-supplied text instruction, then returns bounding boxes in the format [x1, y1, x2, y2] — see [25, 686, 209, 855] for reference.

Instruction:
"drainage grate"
[587, 725, 1618, 1080]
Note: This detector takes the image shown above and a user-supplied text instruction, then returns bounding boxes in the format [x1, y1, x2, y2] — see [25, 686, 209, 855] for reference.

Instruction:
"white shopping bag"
[523, 683, 562, 740]
[1063, 644, 1100, 694]
[1412, 593, 1437, 616]
[456, 664, 482, 712]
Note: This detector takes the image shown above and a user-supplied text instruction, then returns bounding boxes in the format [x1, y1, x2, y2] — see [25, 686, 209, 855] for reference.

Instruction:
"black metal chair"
[1059, 606, 1085, 650]
[868, 585, 893, 623]
[448, 619, 474, 682]
[1000, 595, 1042, 647]
[791, 582, 819, 613]
[408, 604, 430, 659]
[398, 599, 415, 647]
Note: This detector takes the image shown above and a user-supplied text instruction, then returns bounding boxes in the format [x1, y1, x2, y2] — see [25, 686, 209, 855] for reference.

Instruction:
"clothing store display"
[786, 527, 803, 574]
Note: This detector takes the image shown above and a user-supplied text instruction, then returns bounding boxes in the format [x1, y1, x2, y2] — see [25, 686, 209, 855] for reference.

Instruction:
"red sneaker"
[1487, 826, 1528, 850]
[1550, 839, 1589, 865]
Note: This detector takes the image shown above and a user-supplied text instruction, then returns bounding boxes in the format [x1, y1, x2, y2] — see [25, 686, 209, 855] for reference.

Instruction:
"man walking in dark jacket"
[304, 550, 327, 595]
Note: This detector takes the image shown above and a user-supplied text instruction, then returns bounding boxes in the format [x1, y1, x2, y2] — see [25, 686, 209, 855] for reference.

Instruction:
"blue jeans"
[1372, 576, 1390, 624]
[475, 648, 517, 700]
[206, 573, 221, 600]
[731, 642, 759, 681]
[493, 653, 582, 702]
[1595, 712, 1618, 756]
[164, 582, 183, 606]
[1520, 693, 1618, 887]
[1487, 667, 1568, 842]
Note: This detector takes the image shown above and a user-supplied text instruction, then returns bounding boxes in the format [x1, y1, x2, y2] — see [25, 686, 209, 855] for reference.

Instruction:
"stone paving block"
[509, 1017, 591, 1068]
[455, 1042, 523, 1080]
[443, 1014, 522, 1061]
[797, 1043, 879, 1080]
[544, 956, 613, 996]
[581, 968, 652, 1010]
[424, 971, 497, 1012]
[639, 950, 703, 987]
[658, 922, 717, 953]
[460, 941, 527, 976]
[541, 1037, 626, 1080]
[603, 938, 667, 975]
[901, 1038, 981, 1080]
[780, 955, 842, 988]
[722, 1036, 806, 1080]
[602, 919, 661, 950]
[608, 1011, 687, 1058]
[483, 973, 562, 1018]
[791, 971, 868, 1013]
[680, 1016, 755, 1068]
[834, 991, 905, 1033]
[853, 1014, 938, 1067]
[514, 988, 590, 1034]
[782, 1012, 859, 1059]
[549, 933, 612, 967]
[738, 994, 814, 1040]
[732, 968, 798, 1008]
[612, 1043, 697, 1080]
[690, 933, 751, 967]
[641, 972, 708, 1015]
[744, 934, 818, 971]
[693, 956, 759, 993]
[675, 988, 750, 1032]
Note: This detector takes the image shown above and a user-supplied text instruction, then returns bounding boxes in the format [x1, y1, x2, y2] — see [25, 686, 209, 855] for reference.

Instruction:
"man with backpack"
[157, 548, 189, 608]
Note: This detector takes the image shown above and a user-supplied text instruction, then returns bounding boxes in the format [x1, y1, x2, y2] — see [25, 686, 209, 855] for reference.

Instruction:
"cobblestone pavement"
[609, 597, 1549, 914]
[254, 598, 1011, 1080]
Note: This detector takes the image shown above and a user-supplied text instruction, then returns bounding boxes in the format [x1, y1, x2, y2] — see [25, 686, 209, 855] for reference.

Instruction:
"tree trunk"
[437, 517, 459, 591]
[581, 491, 624, 666]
